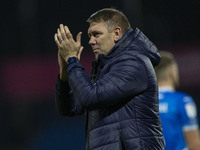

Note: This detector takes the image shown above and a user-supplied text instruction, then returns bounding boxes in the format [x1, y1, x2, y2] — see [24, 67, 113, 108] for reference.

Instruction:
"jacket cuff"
[67, 62, 83, 72]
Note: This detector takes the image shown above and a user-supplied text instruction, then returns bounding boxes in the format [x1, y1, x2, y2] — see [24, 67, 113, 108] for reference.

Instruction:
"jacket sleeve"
[67, 57, 149, 110]
[54, 76, 85, 116]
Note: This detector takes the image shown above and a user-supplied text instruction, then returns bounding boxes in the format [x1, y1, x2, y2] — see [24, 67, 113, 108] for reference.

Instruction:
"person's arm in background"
[184, 128, 200, 150]
[181, 96, 200, 150]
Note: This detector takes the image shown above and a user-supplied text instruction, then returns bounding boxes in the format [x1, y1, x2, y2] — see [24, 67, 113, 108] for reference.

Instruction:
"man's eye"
[94, 33, 100, 38]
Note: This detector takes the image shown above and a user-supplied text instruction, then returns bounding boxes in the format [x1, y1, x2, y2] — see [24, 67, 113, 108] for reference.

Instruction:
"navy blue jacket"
[55, 28, 165, 150]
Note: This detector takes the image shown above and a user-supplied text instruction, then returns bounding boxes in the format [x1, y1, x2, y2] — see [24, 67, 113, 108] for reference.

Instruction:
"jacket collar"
[98, 28, 134, 63]
[159, 86, 175, 92]
[107, 28, 134, 56]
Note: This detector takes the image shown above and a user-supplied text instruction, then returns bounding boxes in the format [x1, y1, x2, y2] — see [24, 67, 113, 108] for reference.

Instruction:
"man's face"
[88, 22, 116, 60]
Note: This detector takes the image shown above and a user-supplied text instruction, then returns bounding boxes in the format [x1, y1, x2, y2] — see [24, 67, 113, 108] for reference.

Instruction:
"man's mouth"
[93, 48, 99, 53]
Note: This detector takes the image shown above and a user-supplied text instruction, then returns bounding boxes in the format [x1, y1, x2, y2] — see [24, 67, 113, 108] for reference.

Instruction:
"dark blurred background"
[0, 0, 200, 149]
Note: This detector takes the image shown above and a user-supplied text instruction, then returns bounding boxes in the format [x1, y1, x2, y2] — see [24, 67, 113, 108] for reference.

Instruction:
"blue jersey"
[159, 87, 198, 150]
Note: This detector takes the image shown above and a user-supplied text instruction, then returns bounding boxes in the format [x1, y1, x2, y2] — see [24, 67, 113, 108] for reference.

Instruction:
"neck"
[158, 82, 175, 90]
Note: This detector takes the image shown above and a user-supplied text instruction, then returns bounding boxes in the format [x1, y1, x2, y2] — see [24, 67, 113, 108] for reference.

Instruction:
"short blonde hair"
[87, 8, 131, 34]
[155, 51, 177, 81]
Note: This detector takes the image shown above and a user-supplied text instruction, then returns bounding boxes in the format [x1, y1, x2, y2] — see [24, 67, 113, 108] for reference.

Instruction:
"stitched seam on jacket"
[133, 97, 143, 149]
[92, 141, 118, 150]
[90, 119, 162, 149]
[89, 118, 159, 133]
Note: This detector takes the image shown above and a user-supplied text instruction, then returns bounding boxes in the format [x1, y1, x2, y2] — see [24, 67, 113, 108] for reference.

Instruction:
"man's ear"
[113, 27, 122, 42]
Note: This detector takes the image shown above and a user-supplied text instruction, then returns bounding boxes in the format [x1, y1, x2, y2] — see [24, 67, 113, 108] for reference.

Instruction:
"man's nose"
[89, 36, 96, 45]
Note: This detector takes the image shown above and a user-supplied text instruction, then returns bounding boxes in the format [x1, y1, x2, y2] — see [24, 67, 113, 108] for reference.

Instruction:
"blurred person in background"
[54, 8, 164, 150]
[155, 51, 200, 150]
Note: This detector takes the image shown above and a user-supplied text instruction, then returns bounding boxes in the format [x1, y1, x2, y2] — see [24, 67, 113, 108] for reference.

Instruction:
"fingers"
[57, 28, 63, 43]
[64, 25, 73, 39]
[77, 46, 84, 60]
[56, 24, 80, 42]
[60, 24, 68, 41]
[54, 33, 61, 47]
[54, 24, 83, 55]
[56, 24, 71, 43]
[76, 32, 82, 45]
